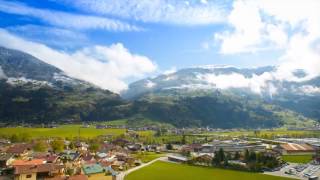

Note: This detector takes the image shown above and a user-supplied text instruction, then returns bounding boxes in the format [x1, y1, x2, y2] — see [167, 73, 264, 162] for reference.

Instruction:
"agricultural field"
[0, 125, 127, 139]
[282, 155, 313, 164]
[202, 129, 320, 139]
[125, 161, 293, 180]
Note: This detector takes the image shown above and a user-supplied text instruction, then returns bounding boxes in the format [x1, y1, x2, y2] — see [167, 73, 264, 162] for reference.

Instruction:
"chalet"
[75, 142, 89, 152]
[12, 159, 46, 166]
[112, 139, 129, 147]
[275, 143, 315, 155]
[14, 163, 64, 180]
[6, 144, 33, 157]
[126, 144, 142, 152]
[81, 153, 96, 164]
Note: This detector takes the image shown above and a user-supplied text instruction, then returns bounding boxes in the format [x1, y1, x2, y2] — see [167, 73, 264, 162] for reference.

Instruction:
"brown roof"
[14, 163, 64, 174]
[6, 144, 32, 154]
[82, 154, 94, 161]
[280, 143, 315, 152]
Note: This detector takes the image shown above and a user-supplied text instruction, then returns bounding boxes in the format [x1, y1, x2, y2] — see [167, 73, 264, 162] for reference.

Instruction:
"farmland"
[281, 155, 313, 164]
[125, 161, 293, 180]
[0, 125, 126, 139]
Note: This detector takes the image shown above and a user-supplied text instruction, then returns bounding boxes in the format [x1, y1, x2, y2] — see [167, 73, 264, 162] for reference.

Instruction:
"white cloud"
[214, 0, 320, 85]
[163, 67, 177, 75]
[298, 85, 320, 94]
[0, 29, 157, 93]
[145, 80, 156, 88]
[0, 0, 141, 32]
[198, 72, 275, 94]
[59, 0, 226, 25]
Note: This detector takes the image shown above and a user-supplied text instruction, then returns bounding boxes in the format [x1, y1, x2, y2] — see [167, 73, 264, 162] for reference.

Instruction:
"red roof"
[12, 159, 45, 166]
[280, 143, 315, 152]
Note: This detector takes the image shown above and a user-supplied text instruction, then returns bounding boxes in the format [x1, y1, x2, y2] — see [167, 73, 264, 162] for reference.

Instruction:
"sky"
[0, 0, 319, 93]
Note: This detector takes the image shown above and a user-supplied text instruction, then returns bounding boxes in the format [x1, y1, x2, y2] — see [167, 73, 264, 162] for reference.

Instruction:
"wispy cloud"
[7, 25, 89, 49]
[0, 29, 157, 93]
[58, 0, 227, 25]
[0, 0, 142, 32]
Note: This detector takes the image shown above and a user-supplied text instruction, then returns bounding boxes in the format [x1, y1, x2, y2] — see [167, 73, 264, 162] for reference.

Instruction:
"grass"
[132, 152, 165, 163]
[125, 161, 293, 180]
[282, 155, 313, 163]
[0, 125, 126, 139]
[202, 129, 320, 139]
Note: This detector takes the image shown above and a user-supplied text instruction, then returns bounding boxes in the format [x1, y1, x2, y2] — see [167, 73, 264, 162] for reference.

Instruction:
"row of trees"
[208, 148, 280, 172]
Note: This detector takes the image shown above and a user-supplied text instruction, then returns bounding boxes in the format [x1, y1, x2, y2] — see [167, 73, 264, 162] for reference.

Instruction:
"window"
[26, 174, 32, 178]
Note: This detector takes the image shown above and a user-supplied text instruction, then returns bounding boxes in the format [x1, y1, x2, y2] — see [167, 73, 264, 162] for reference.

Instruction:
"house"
[6, 144, 33, 157]
[82, 154, 96, 164]
[275, 143, 315, 155]
[75, 142, 89, 152]
[14, 163, 64, 180]
[167, 155, 188, 163]
[126, 144, 142, 152]
[82, 164, 105, 178]
[0, 153, 15, 168]
[12, 159, 46, 166]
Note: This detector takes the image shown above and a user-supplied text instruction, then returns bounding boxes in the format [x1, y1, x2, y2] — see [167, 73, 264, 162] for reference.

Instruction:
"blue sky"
[0, 0, 319, 92]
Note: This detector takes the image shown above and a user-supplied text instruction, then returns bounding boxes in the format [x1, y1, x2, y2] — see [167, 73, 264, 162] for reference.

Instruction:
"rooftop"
[82, 164, 104, 175]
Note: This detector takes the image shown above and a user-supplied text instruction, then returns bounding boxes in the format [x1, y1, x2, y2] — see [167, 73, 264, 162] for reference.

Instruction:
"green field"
[0, 125, 126, 139]
[125, 161, 293, 180]
[282, 155, 313, 163]
[133, 152, 165, 163]
[201, 129, 320, 139]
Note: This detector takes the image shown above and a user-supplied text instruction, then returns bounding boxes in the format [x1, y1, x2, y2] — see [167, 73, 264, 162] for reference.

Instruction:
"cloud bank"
[0, 29, 157, 93]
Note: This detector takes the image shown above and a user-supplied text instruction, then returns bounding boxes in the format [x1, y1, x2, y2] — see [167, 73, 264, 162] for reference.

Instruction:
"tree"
[181, 135, 186, 144]
[234, 151, 240, 160]
[218, 148, 225, 163]
[33, 141, 47, 152]
[249, 151, 257, 162]
[166, 143, 173, 150]
[50, 140, 64, 152]
[89, 143, 100, 152]
[244, 149, 250, 162]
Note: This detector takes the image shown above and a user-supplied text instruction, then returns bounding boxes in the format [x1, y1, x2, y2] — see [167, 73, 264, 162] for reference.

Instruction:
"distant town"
[0, 123, 319, 180]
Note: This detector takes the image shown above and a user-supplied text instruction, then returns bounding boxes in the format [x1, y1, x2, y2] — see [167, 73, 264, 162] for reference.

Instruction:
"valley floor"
[125, 161, 293, 180]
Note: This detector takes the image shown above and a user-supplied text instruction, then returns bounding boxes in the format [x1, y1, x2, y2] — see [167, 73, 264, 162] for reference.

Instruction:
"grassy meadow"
[125, 161, 293, 180]
[132, 152, 165, 163]
[282, 155, 313, 164]
[0, 124, 127, 139]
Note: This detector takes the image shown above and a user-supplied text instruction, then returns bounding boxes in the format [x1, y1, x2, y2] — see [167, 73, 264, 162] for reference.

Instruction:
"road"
[116, 156, 167, 180]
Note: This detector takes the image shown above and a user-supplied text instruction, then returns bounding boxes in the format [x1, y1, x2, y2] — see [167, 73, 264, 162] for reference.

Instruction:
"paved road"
[116, 156, 167, 180]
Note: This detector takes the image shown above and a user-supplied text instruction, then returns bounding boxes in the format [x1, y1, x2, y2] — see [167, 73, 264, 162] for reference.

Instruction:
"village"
[0, 125, 319, 180]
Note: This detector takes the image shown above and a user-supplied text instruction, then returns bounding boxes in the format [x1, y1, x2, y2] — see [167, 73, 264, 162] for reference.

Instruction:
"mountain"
[123, 65, 320, 128]
[0, 47, 130, 124]
[0, 47, 318, 128]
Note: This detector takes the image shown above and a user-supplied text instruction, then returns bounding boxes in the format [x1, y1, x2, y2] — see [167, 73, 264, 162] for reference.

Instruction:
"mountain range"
[0, 46, 319, 128]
